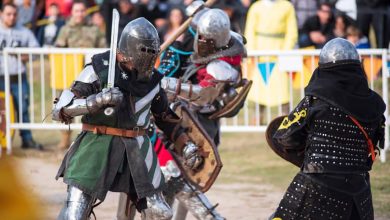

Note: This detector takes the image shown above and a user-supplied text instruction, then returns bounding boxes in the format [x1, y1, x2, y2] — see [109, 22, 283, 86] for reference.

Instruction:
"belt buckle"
[133, 127, 140, 136]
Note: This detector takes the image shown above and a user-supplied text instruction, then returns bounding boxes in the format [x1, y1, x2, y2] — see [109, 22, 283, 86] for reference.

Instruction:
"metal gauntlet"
[161, 77, 219, 106]
[86, 87, 123, 113]
[174, 133, 204, 170]
[161, 77, 202, 100]
[52, 87, 123, 123]
[183, 141, 204, 170]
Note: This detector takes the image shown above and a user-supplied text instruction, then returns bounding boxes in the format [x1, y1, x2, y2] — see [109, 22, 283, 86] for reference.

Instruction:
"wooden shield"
[266, 116, 304, 167]
[209, 79, 252, 119]
[172, 103, 223, 192]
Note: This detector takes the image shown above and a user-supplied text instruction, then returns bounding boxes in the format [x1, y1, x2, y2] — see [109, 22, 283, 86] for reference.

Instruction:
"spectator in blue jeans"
[0, 3, 43, 150]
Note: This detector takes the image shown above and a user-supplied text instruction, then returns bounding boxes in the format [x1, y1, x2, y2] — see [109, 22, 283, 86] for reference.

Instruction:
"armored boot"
[57, 186, 95, 220]
[115, 160, 180, 220]
[57, 130, 71, 150]
[174, 182, 225, 220]
[141, 192, 173, 220]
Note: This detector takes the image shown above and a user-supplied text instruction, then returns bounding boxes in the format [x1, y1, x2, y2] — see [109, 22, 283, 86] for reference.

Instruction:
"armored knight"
[52, 18, 204, 220]
[161, 8, 248, 145]
[157, 8, 249, 220]
[266, 38, 386, 220]
[158, 1, 209, 78]
[116, 6, 238, 220]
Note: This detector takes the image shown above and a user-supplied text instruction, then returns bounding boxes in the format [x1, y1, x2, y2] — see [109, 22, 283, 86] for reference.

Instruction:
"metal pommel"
[319, 38, 360, 64]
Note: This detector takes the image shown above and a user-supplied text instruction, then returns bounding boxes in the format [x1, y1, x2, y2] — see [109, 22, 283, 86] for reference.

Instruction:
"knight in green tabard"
[52, 18, 203, 220]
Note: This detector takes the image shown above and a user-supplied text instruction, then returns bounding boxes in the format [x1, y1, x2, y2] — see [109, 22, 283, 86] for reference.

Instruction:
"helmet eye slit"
[140, 47, 159, 54]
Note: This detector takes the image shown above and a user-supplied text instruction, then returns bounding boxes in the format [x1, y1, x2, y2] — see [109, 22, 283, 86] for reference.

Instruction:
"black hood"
[305, 60, 385, 122]
[91, 50, 162, 97]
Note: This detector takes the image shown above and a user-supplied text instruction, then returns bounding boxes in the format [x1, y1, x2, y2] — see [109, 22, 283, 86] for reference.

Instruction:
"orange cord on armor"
[348, 116, 376, 162]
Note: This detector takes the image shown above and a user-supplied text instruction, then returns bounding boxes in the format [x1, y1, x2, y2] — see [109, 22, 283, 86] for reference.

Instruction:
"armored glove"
[86, 87, 123, 113]
[183, 141, 204, 170]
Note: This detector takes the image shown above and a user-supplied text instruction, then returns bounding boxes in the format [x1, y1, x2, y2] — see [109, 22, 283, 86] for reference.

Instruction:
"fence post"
[3, 49, 12, 154]
[381, 49, 389, 162]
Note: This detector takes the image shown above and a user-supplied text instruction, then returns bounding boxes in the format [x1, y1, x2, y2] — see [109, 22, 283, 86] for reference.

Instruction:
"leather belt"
[255, 32, 286, 38]
[82, 124, 145, 137]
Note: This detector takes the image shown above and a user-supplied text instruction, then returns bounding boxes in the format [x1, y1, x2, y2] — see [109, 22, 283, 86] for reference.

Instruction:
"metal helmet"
[319, 38, 360, 65]
[118, 17, 160, 79]
[190, 7, 210, 30]
[194, 9, 231, 57]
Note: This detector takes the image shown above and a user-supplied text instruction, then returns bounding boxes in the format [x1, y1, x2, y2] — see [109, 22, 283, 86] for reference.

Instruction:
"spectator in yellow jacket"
[244, 0, 298, 124]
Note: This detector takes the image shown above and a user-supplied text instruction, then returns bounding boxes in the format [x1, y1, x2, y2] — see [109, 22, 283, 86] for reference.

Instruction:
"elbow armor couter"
[52, 89, 90, 122]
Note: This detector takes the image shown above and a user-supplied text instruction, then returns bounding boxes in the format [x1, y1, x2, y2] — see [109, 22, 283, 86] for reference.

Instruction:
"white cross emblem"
[121, 72, 128, 80]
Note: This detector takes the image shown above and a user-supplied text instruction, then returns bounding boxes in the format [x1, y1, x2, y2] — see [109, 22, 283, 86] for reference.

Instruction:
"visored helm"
[194, 9, 231, 57]
[319, 38, 360, 65]
[118, 17, 160, 79]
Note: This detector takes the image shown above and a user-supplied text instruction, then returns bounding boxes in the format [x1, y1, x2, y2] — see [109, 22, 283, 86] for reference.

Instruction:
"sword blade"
[107, 9, 120, 88]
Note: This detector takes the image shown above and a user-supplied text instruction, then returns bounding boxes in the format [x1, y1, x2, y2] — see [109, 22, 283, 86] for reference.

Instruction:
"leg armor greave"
[141, 192, 173, 220]
[57, 186, 95, 220]
[175, 182, 225, 220]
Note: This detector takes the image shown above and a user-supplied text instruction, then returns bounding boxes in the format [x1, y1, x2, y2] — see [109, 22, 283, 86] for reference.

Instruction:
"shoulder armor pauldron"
[75, 65, 99, 83]
[206, 60, 239, 83]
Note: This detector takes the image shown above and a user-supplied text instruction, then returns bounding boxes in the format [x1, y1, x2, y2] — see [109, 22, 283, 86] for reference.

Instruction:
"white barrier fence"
[2, 47, 389, 162]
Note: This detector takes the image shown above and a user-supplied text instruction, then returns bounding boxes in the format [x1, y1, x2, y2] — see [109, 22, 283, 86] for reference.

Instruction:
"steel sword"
[104, 9, 120, 116]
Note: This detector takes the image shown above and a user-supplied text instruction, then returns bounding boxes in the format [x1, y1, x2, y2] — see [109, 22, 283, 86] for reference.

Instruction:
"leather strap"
[82, 124, 145, 138]
[348, 116, 376, 162]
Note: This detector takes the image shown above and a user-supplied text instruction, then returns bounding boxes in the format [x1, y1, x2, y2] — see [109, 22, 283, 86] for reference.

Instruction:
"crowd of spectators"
[0, 0, 389, 49]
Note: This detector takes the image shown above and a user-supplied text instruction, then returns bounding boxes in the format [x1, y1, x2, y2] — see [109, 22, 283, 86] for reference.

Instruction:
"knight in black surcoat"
[52, 17, 204, 220]
[267, 38, 386, 220]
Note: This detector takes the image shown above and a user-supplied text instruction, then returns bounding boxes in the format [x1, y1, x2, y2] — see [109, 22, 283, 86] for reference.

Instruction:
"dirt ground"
[16, 154, 283, 220]
[10, 131, 390, 220]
